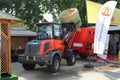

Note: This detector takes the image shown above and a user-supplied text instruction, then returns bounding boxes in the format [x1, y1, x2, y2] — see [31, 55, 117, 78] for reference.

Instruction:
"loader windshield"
[36, 23, 62, 40]
[36, 24, 52, 40]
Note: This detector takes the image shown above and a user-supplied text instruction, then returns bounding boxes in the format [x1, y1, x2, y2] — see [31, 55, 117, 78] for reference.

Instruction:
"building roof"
[0, 11, 21, 21]
[90, 26, 120, 33]
[11, 28, 36, 37]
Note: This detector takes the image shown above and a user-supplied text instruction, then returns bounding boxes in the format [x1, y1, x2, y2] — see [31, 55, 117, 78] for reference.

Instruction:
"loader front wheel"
[22, 63, 35, 70]
[48, 55, 60, 73]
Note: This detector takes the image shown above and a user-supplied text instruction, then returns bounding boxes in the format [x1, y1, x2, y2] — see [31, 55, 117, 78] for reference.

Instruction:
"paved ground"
[12, 58, 120, 80]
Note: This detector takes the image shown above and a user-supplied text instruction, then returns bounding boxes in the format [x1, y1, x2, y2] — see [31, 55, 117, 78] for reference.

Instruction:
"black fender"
[46, 50, 62, 65]
[64, 49, 76, 59]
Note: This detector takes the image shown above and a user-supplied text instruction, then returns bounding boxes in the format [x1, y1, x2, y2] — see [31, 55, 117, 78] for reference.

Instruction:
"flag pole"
[84, 30, 94, 68]
[84, 0, 94, 68]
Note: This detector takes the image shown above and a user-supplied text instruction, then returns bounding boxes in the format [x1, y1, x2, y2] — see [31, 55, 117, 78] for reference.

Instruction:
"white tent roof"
[11, 28, 36, 36]
[109, 26, 120, 31]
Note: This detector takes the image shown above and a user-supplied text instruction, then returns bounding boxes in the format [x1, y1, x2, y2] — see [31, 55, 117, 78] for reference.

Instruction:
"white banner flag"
[94, 1, 117, 55]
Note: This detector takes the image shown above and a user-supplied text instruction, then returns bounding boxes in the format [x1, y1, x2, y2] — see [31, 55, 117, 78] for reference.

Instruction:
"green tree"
[0, 0, 120, 30]
[0, 0, 46, 30]
[43, 0, 87, 26]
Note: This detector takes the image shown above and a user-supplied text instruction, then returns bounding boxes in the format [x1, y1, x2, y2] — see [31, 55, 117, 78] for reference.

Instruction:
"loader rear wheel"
[66, 53, 76, 66]
[48, 55, 60, 73]
[22, 63, 35, 70]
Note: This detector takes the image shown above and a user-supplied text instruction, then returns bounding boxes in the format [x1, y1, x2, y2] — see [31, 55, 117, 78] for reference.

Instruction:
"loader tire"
[66, 53, 76, 66]
[48, 55, 60, 73]
[22, 63, 35, 70]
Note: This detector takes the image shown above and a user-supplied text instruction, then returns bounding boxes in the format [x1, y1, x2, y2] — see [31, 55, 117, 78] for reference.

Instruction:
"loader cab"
[36, 22, 62, 40]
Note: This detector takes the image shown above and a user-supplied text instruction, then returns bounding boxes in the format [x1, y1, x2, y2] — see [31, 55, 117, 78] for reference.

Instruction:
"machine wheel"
[22, 63, 35, 70]
[66, 53, 76, 66]
[48, 55, 61, 73]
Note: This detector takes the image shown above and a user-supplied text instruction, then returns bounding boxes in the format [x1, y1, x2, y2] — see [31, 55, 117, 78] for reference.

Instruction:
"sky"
[43, 13, 53, 22]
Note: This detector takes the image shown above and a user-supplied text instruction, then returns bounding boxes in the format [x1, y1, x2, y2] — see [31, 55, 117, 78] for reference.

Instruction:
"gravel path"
[12, 58, 119, 80]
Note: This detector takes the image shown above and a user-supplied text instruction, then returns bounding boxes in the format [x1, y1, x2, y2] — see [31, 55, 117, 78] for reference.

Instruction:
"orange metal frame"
[40, 39, 64, 56]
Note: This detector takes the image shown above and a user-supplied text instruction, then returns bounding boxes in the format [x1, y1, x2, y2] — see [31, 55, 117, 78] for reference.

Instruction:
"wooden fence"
[0, 19, 11, 74]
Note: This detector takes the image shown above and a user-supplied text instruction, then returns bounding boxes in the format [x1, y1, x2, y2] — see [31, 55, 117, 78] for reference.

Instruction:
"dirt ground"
[11, 57, 118, 80]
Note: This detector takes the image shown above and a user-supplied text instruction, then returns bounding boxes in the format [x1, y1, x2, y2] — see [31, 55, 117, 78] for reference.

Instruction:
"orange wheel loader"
[19, 22, 76, 73]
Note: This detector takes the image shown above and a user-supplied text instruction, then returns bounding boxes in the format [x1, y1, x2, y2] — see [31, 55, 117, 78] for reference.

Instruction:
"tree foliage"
[0, 0, 46, 30]
[0, 0, 119, 30]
